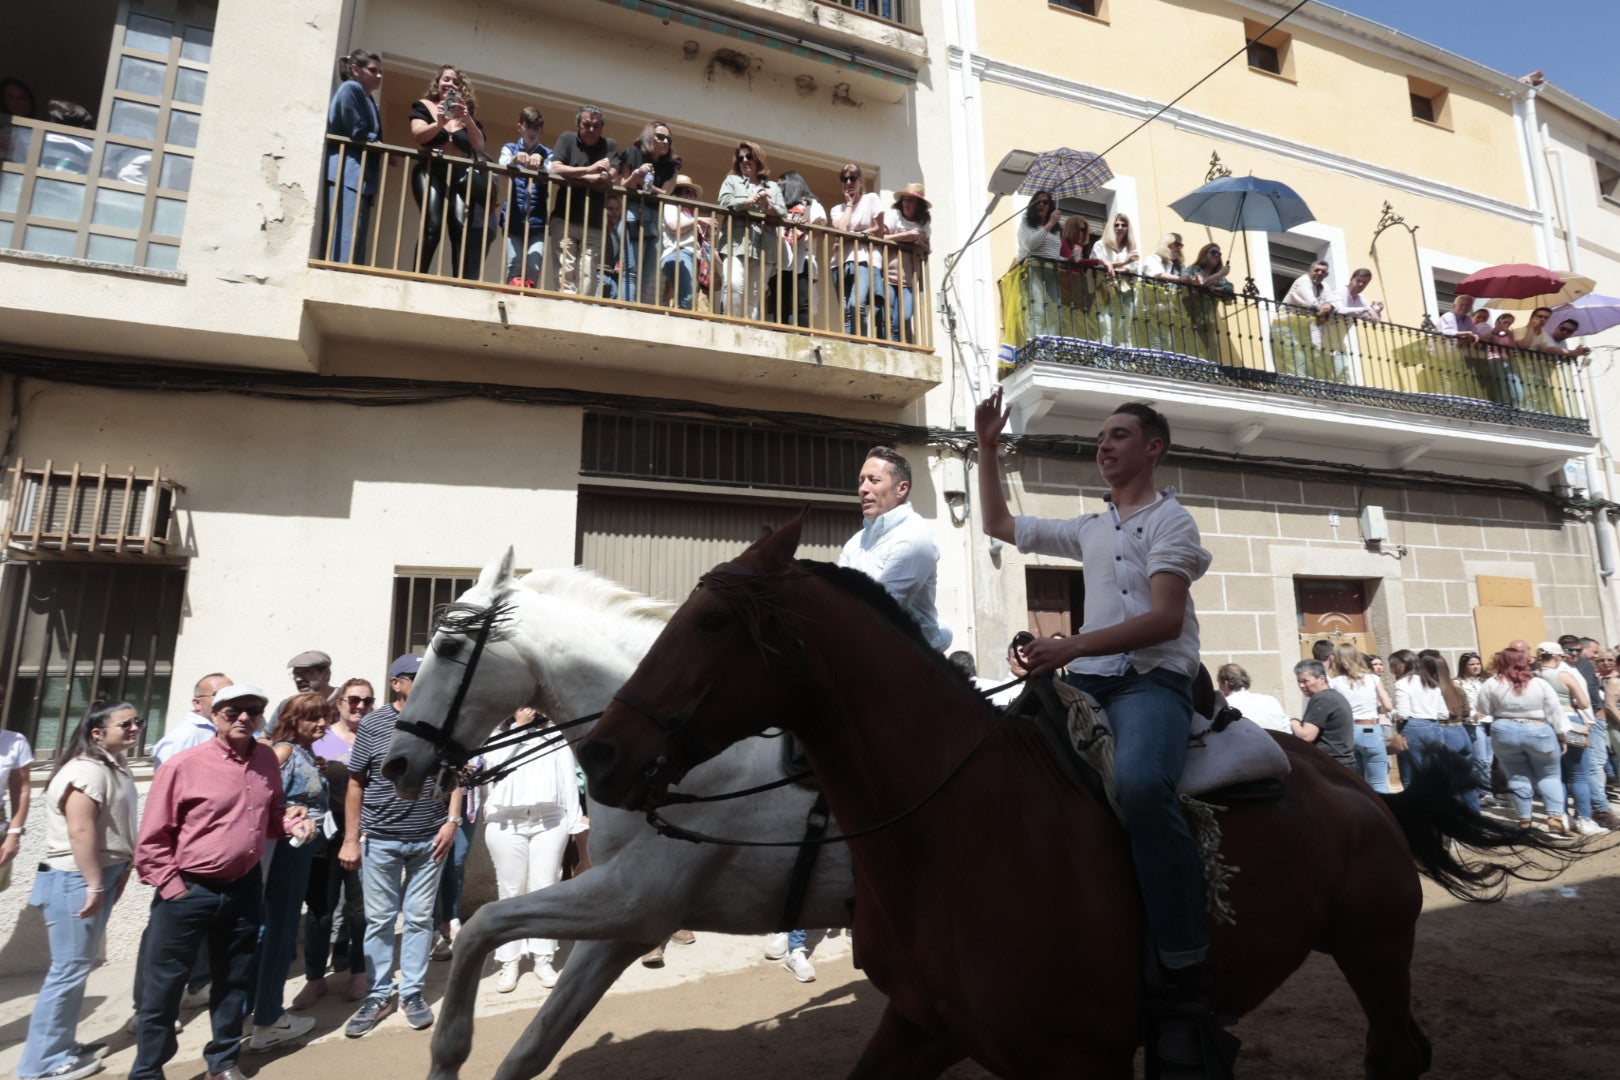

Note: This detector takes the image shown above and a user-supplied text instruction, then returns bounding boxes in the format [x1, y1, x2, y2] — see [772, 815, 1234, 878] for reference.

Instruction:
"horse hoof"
[641, 945, 665, 967]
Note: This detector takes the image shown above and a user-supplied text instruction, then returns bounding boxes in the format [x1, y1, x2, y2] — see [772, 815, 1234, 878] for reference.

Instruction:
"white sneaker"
[247, 1012, 316, 1050]
[1574, 816, 1609, 836]
[763, 932, 790, 960]
[535, 959, 560, 989]
[783, 947, 816, 983]
[495, 959, 521, 993]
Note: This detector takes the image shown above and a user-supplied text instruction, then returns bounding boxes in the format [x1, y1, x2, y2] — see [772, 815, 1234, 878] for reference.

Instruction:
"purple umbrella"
[1550, 293, 1620, 337]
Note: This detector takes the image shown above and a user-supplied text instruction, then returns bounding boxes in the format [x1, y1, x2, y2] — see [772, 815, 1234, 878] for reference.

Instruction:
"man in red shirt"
[131, 686, 315, 1080]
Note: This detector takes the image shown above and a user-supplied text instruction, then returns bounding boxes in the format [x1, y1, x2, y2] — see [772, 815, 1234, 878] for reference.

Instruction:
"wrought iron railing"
[312, 136, 932, 351]
[815, 0, 917, 32]
[998, 259, 1588, 432]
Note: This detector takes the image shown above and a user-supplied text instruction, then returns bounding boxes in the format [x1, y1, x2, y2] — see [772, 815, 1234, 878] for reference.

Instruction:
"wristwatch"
[4, 826, 23, 836]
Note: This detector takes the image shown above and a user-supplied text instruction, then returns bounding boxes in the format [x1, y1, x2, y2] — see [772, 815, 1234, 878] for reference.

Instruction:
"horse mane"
[800, 560, 977, 693]
[514, 566, 677, 625]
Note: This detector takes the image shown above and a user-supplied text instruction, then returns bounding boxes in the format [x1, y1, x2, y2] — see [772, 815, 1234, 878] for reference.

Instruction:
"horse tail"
[1379, 747, 1592, 902]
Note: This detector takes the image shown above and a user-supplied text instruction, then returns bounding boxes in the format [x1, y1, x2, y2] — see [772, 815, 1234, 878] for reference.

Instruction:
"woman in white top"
[1480, 645, 1568, 833]
[1394, 652, 1479, 811]
[18, 700, 140, 1080]
[1015, 191, 1062, 338]
[659, 174, 708, 312]
[1091, 212, 1141, 348]
[481, 707, 585, 993]
[1139, 233, 1199, 354]
[880, 184, 931, 344]
[1329, 643, 1394, 793]
[1454, 651, 1494, 803]
[831, 162, 885, 337]
[1533, 644, 1604, 835]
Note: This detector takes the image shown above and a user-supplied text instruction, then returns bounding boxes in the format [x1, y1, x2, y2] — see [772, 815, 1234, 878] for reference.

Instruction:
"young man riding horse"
[975, 390, 1234, 1074]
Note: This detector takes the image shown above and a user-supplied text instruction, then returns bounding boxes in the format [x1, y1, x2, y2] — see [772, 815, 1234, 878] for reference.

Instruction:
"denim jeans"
[1470, 723, 1494, 794]
[1067, 666, 1206, 967]
[434, 820, 477, 930]
[661, 250, 696, 310]
[843, 261, 878, 336]
[884, 282, 915, 343]
[1492, 719, 1565, 819]
[1586, 718, 1611, 814]
[250, 837, 316, 1026]
[20, 863, 128, 1077]
[1352, 724, 1391, 793]
[504, 223, 546, 284]
[360, 835, 445, 1003]
[1562, 742, 1594, 820]
[303, 847, 364, 980]
[622, 210, 661, 306]
[130, 869, 263, 1079]
[1398, 719, 1480, 812]
[787, 928, 807, 952]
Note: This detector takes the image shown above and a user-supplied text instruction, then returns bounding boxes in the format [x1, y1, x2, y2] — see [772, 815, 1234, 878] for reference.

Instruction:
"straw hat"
[892, 182, 930, 210]
[672, 174, 704, 198]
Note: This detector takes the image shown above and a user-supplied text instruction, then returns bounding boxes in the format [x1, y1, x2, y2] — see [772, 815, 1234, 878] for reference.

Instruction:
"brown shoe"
[1592, 810, 1620, 830]
[670, 929, 696, 945]
[1545, 814, 1571, 836]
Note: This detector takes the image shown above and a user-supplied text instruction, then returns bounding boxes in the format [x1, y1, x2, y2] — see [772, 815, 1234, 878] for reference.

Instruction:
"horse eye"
[697, 609, 731, 633]
[436, 636, 465, 659]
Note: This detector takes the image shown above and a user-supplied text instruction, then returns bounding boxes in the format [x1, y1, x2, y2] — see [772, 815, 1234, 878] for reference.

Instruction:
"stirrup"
[1145, 1000, 1240, 1080]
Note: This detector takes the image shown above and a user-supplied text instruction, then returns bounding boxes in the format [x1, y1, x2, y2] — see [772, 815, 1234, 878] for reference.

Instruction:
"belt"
[1497, 716, 1548, 724]
[1437, 720, 1466, 727]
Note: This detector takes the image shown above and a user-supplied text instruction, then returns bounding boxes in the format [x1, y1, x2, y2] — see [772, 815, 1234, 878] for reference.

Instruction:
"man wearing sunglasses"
[132, 686, 316, 1080]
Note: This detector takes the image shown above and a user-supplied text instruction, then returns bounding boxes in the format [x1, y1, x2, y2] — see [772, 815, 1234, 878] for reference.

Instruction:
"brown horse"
[578, 515, 1573, 1079]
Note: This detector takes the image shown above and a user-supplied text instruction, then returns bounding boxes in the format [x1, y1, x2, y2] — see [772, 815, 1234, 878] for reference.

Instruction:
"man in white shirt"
[1280, 261, 1329, 312]
[1436, 294, 1479, 343]
[1215, 663, 1291, 734]
[837, 446, 951, 652]
[1317, 267, 1384, 380]
[149, 671, 232, 768]
[976, 390, 1232, 1070]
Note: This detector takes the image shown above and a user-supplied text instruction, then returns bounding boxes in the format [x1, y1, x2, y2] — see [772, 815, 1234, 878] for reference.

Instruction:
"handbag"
[1565, 712, 1591, 748]
[696, 238, 712, 291]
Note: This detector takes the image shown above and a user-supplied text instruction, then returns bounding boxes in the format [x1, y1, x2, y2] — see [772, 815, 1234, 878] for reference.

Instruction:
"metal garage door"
[575, 489, 859, 602]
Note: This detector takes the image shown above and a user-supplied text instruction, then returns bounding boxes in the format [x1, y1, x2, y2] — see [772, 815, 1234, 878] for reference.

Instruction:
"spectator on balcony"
[1055, 216, 1110, 339]
[878, 183, 930, 344]
[716, 140, 785, 321]
[546, 105, 618, 296]
[1184, 242, 1232, 361]
[1437, 294, 1480, 343]
[769, 170, 827, 328]
[831, 163, 885, 336]
[1543, 317, 1592, 359]
[616, 121, 680, 306]
[2, 75, 35, 118]
[1139, 234, 1195, 354]
[409, 65, 489, 281]
[498, 107, 550, 289]
[1470, 308, 1492, 334]
[1514, 306, 1557, 351]
[1092, 213, 1141, 348]
[660, 175, 708, 312]
[322, 49, 383, 265]
[597, 194, 624, 301]
[1321, 268, 1384, 322]
[1016, 192, 1062, 261]
[1281, 261, 1329, 311]
[1015, 192, 1062, 337]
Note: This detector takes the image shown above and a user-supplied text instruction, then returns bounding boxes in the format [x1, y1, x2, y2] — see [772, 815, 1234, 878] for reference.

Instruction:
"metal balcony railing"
[815, 0, 918, 31]
[998, 259, 1588, 433]
[312, 136, 932, 351]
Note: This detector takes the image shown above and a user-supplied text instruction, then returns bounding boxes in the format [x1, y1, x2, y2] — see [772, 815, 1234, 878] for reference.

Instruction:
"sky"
[1326, 1, 1620, 120]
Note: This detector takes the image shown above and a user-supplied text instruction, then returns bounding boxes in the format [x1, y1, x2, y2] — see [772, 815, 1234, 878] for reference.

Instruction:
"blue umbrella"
[1170, 176, 1316, 296]
[1016, 148, 1114, 199]
[1170, 175, 1316, 233]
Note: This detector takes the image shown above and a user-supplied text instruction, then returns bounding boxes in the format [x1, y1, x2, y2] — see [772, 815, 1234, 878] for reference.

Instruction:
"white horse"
[383, 551, 854, 1080]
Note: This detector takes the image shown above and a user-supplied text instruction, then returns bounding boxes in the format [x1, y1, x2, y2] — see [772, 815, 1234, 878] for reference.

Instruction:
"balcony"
[997, 260, 1595, 481]
[306, 137, 938, 405]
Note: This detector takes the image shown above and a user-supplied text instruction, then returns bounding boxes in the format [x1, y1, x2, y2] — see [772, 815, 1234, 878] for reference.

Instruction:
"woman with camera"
[409, 65, 489, 280]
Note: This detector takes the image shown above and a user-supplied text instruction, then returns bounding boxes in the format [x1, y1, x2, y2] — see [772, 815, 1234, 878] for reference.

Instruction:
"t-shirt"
[43, 754, 139, 870]
[1223, 688, 1290, 734]
[1302, 689, 1355, 769]
[549, 130, 619, 225]
[348, 706, 450, 842]
[616, 144, 677, 212]
[0, 729, 33, 821]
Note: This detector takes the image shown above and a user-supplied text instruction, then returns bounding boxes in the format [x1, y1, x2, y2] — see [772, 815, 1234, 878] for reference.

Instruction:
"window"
[1591, 148, 1620, 206]
[1407, 76, 1450, 128]
[581, 412, 870, 495]
[1057, 194, 1111, 236]
[390, 572, 478, 661]
[1243, 20, 1293, 80]
[0, 0, 214, 268]
[1267, 239, 1322, 303]
[1431, 270, 1465, 318]
[0, 561, 184, 758]
[1051, 0, 1107, 21]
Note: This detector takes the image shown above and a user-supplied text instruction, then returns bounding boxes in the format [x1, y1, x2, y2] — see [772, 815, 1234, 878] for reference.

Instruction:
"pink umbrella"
[1455, 263, 1564, 300]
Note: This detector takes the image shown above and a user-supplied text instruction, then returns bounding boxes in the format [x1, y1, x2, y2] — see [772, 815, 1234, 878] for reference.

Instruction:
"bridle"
[392, 596, 505, 769]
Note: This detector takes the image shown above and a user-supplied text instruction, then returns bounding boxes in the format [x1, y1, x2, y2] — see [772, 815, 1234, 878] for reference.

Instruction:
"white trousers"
[483, 808, 571, 964]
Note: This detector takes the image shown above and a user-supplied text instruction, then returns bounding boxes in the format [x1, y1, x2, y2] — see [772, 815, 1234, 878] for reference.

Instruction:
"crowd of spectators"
[318, 53, 931, 342]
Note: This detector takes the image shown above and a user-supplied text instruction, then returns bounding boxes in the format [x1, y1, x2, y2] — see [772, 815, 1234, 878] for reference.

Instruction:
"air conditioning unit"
[5, 461, 183, 556]
[1550, 459, 1589, 498]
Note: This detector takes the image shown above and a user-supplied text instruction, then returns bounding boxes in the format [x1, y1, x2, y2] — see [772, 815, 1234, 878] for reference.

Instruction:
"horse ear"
[748, 509, 807, 568]
[477, 547, 517, 592]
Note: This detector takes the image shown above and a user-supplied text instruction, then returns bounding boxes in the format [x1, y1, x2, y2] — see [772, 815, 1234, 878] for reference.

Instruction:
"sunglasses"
[840, 175, 859, 183]
[109, 718, 145, 732]
[219, 705, 265, 720]
[343, 695, 376, 708]
[653, 132, 671, 142]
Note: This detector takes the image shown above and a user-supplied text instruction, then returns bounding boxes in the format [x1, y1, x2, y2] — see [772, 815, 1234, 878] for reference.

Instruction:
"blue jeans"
[1587, 718, 1611, 814]
[20, 863, 128, 1077]
[1352, 724, 1391, 793]
[1562, 741, 1594, 820]
[131, 869, 263, 1079]
[622, 210, 661, 306]
[1492, 719, 1565, 819]
[884, 282, 915, 343]
[1400, 719, 1480, 813]
[662, 250, 696, 310]
[1067, 666, 1206, 967]
[504, 222, 546, 283]
[360, 836, 445, 1002]
[434, 821, 476, 929]
[843, 262, 878, 336]
[304, 847, 364, 979]
[1470, 723, 1494, 794]
[321, 183, 373, 264]
[788, 928, 807, 952]
[250, 838, 316, 1025]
